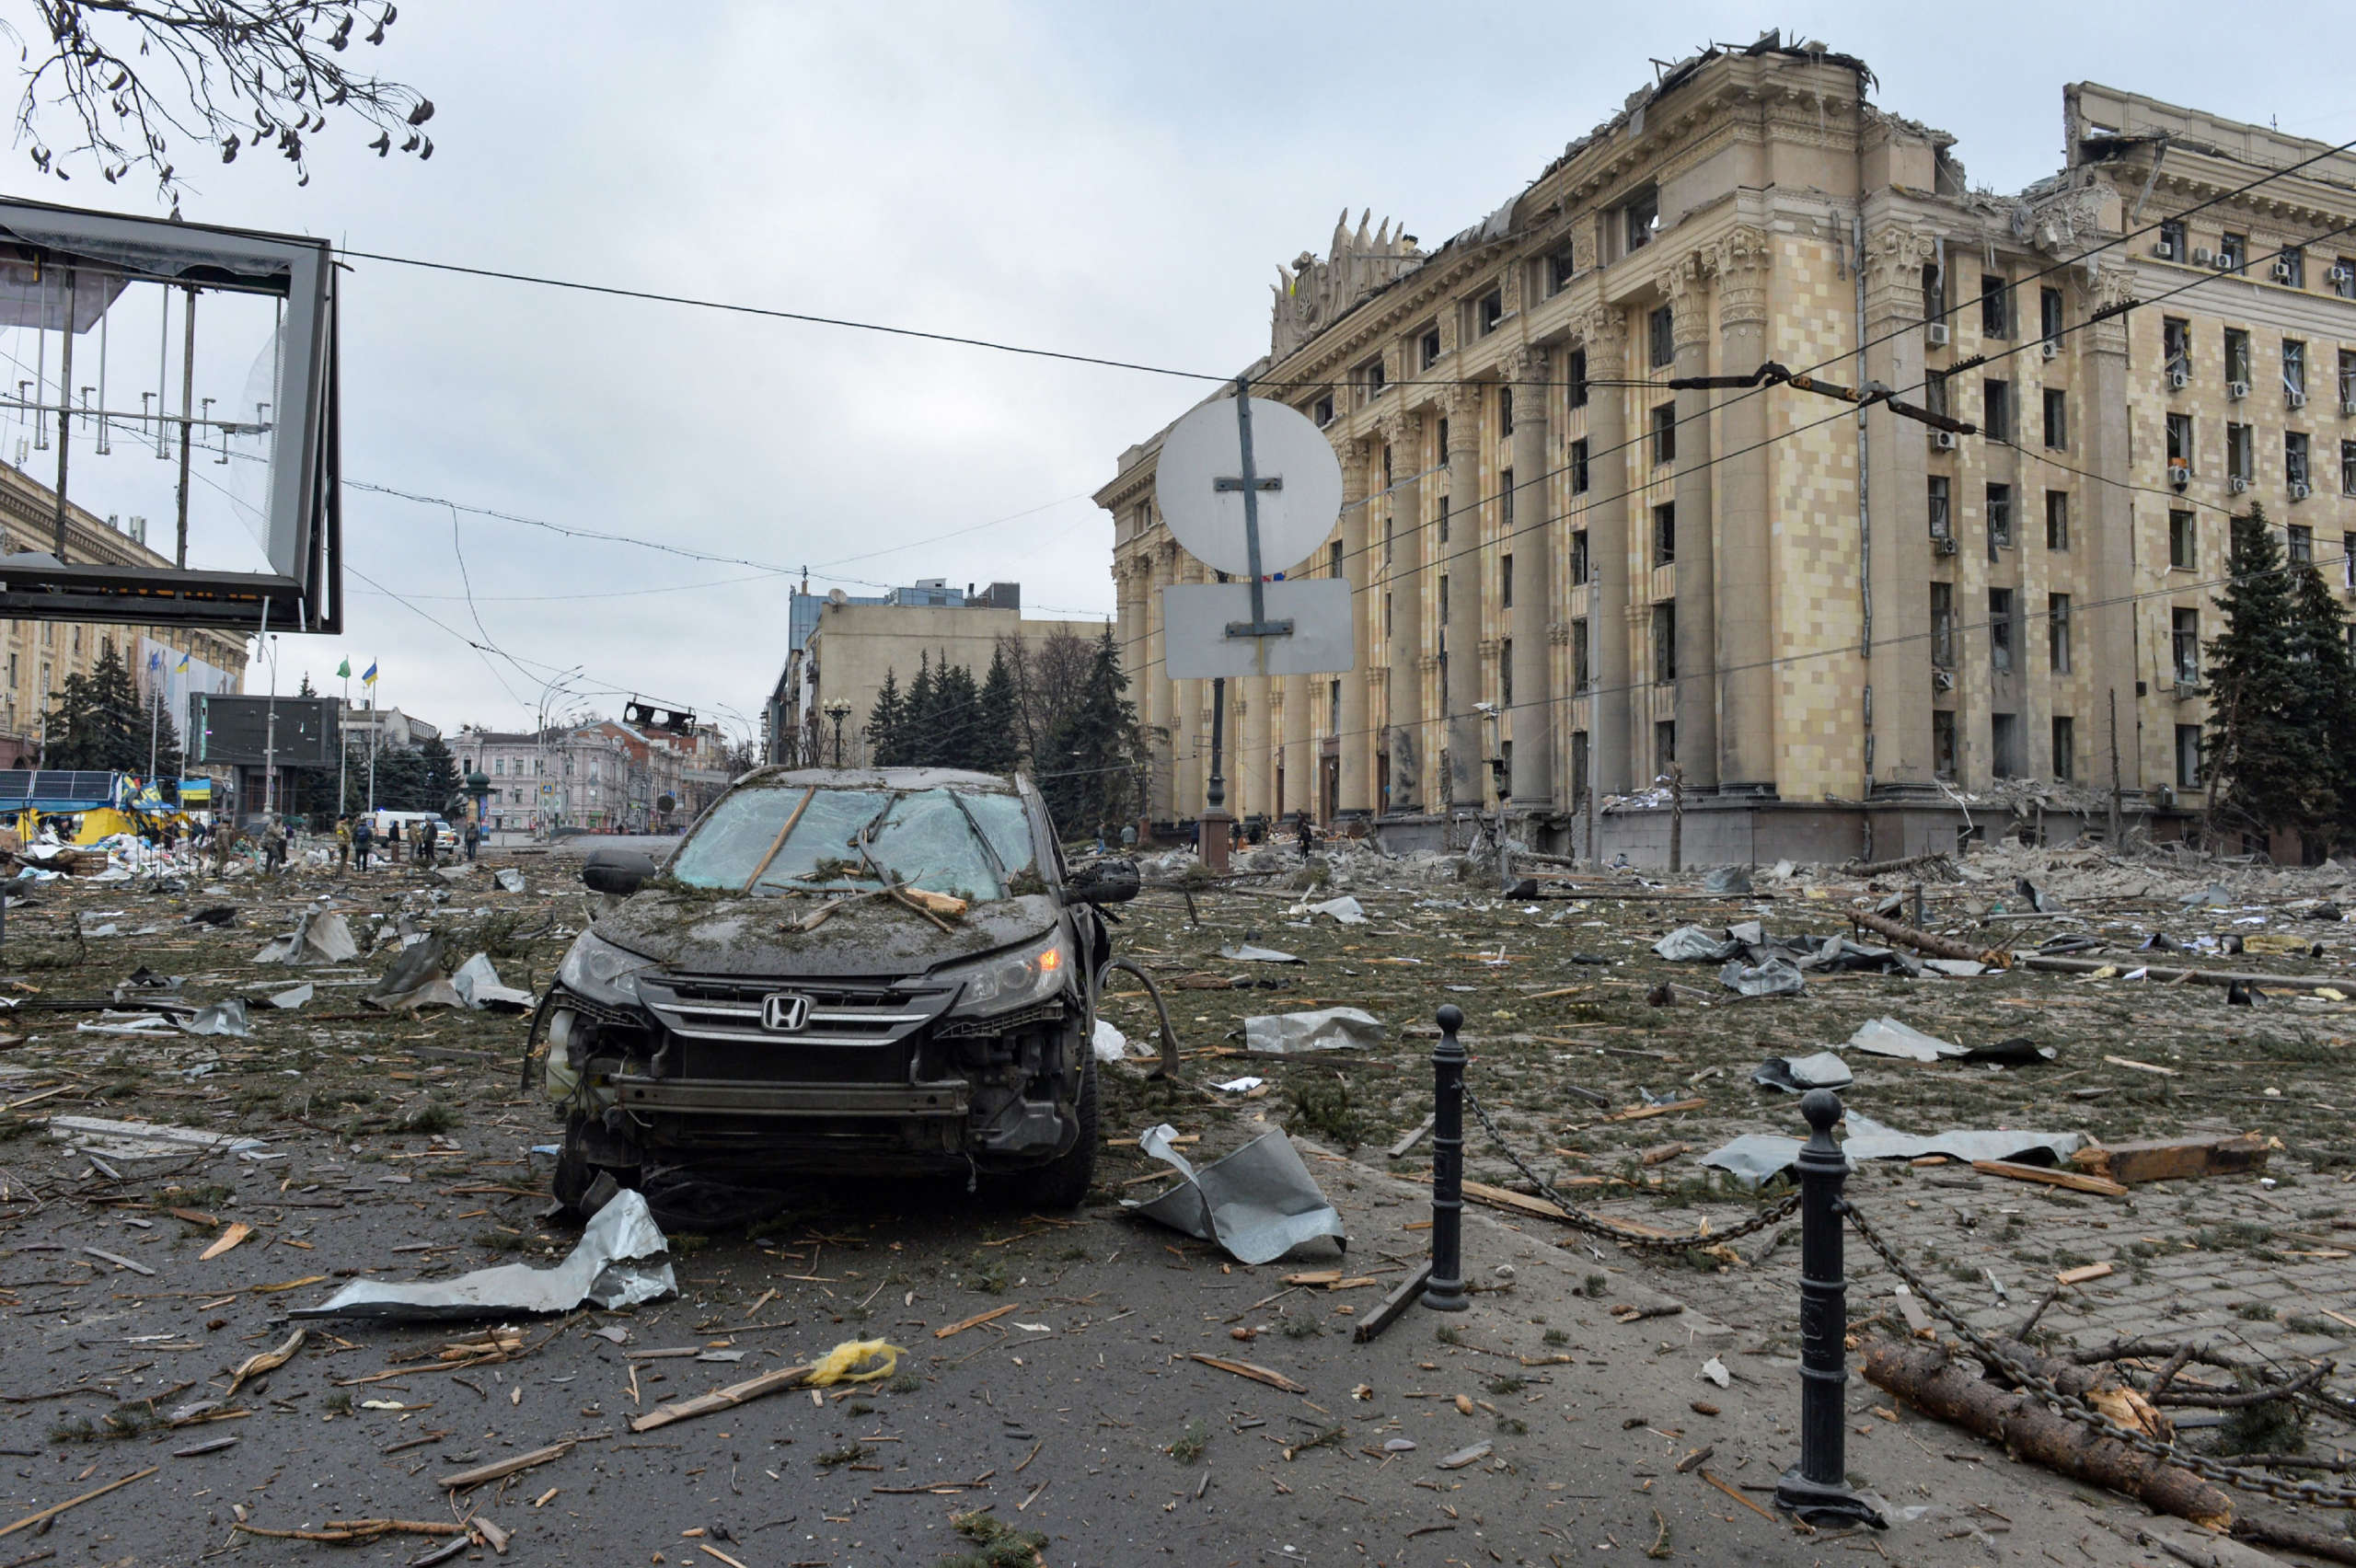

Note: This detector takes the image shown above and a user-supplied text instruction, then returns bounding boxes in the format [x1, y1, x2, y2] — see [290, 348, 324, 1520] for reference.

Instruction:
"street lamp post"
[823, 700, 852, 767]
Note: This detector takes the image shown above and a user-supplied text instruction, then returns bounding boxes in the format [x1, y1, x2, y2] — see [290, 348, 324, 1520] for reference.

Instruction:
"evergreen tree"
[296, 673, 318, 698]
[48, 646, 146, 772]
[974, 647, 1021, 774]
[2203, 505, 2321, 846]
[902, 653, 938, 768]
[1040, 625, 1138, 835]
[370, 745, 429, 811]
[865, 668, 905, 767]
[141, 690, 184, 790]
[932, 660, 980, 767]
[2287, 560, 2356, 850]
[419, 734, 459, 813]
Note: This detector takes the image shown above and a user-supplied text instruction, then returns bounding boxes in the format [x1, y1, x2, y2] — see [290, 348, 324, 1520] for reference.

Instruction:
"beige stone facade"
[1096, 48, 2356, 861]
[0, 460, 247, 766]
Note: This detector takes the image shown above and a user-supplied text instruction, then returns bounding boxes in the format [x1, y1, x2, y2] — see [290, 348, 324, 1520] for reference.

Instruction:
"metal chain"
[1460, 1085, 1799, 1255]
[1844, 1197, 2356, 1507]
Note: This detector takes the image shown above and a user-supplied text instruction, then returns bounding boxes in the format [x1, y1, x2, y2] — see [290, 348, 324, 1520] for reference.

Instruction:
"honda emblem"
[761, 992, 813, 1032]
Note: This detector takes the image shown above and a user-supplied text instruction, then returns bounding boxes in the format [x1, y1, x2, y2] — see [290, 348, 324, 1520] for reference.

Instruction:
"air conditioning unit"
[2289, 389, 2308, 410]
[2228, 380, 2250, 400]
[2343, 399, 2356, 420]
[2168, 366, 2189, 389]
[2231, 475, 2251, 493]
[2168, 464, 2190, 490]
[2154, 783, 2177, 810]
[2154, 240, 2178, 260]
[1925, 322, 1950, 347]
[2292, 480, 2313, 502]
[2192, 248, 2213, 265]
[1931, 429, 1958, 450]
[2272, 259, 2296, 282]
[1932, 667, 1956, 693]
[2333, 265, 2354, 286]
[2041, 340, 2060, 361]
[1934, 536, 1958, 556]
[2213, 253, 2235, 271]
[2175, 679, 2202, 698]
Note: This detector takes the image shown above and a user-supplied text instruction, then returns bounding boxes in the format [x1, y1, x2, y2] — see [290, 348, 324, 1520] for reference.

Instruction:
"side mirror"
[1065, 857, 1140, 905]
[582, 847, 658, 897]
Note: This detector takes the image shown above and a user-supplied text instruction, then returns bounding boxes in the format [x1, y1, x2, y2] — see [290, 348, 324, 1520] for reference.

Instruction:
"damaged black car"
[537, 767, 1137, 1215]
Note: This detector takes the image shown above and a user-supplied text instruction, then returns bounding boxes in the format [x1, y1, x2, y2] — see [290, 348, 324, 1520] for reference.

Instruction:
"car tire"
[552, 1113, 640, 1219]
[1015, 1050, 1098, 1211]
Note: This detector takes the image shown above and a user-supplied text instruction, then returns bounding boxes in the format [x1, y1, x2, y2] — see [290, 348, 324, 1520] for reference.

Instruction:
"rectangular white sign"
[1161, 579, 1356, 679]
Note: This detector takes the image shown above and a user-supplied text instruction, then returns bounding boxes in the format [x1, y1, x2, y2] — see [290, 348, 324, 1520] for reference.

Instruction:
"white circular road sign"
[1153, 394, 1345, 578]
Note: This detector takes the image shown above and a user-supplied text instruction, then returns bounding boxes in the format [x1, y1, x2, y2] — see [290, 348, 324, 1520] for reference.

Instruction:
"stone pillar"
[1862, 225, 1939, 795]
[1382, 410, 1423, 814]
[1240, 677, 1269, 824]
[1507, 346, 1554, 813]
[2087, 266, 2141, 799]
[1669, 255, 1719, 791]
[1336, 436, 1374, 820]
[1715, 225, 1777, 794]
[1582, 307, 1635, 795]
[1443, 385, 1485, 815]
[1142, 547, 1172, 819]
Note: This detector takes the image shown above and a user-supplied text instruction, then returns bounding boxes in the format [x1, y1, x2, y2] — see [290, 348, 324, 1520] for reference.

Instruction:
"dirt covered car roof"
[732, 767, 1022, 793]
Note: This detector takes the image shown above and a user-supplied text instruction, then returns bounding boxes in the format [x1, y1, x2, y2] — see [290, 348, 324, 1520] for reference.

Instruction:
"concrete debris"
[46, 1114, 262, 1160]
[1700, 865, 1752, 895]
[1124, 1122, 1346, 1264]
[1242, 1007, 1385, 1054]
[293, 1187, 676, 1320]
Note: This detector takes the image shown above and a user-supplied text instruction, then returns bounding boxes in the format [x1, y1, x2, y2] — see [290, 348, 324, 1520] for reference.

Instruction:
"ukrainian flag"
[362, 661, 378, 687]
[175, 651, 190, 674]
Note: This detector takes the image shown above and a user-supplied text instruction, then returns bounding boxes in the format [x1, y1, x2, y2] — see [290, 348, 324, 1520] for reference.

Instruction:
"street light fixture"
[823, 700, 853, 768]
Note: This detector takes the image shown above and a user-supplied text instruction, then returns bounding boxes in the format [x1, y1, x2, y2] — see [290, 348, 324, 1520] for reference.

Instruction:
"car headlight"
[939, 931, 1068, 1017]
[557, 929, 653, 1008]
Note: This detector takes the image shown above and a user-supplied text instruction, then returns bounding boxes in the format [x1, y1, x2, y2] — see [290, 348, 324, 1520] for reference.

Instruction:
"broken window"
[1437, 492, 1449, 545]
[1360, 356, 1386, 397]
[2285, 340, 2308, 403]
[2051, 716, 2075, 781]
[1654, 502, 1676, 567]
[1499, 639, 1513, 707]
[1420, 327, 1442, 369]
[2177, 724, 2203, 789]
[2228, 422, 2254, 486]
[1570, 438, 1589, 494]
[1500, 552, 1513, 609]
[1654, 720, 1676, 775]
[2039, 286, 2063, 344]
[1930, 581, 1955, 667]
[1922, 261, 1945, 330]
[1550, 244, 1576, 294]
[2290, 524, 2314, 566]
[1989, 588, 2014, 673]
[1477, 288, 1504, 336]
[1652, 601, 1676, 682]
[2172, 608, 2200, 685]
[2043, 387, 2066, 449]
[1499, 388, 1514, 437]
[1979, 273, 2011, 338]
[2342, 349, 2356, 409]
[2164, 317, 2192, 378]
[2170, 509, 2198, 569]
[2225, 328, 2251, 388]
[1567, 349, 1588, 409]
[2045, 490, 2069, 551]
[1572, 731, 1589, 805]
[1500, 468, 1514, 529]
[2220, 233, 2246, 273]
[2290, 431, 2313, 492]
[1983, 379, 2012, 443]
[669, 786, 1033, 903]
[2049, 593, 2072, 674]
[2336, 258, 2356, 301]
[1330, 680, 1342, 734]
[2157, 219, 2186, 262]
[1924, 368, 1948, 420]
[2281, 246, 2307, 289]
[1312, 394, 1334, 427]
[1933, 709, 1958, 780]
[1991, 713, 2020, 779]
[1648, 305, 1674, 368]
[1438, 572, 1449, 627]
[1623, 187, 1658, 255]
[1652, 402, 1676, 466]
[1570, 528, 1589, 584]
[2344, 442, 2356, 499]
[1572, 621, 1589, 689]
[1986, 482, 2014, 550]
[2166, 411, 2193, 479]
[1927, 476, 1951, 541]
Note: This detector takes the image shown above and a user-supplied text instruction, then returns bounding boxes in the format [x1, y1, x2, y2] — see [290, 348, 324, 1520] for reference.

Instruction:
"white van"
[366, 810, 454, 849]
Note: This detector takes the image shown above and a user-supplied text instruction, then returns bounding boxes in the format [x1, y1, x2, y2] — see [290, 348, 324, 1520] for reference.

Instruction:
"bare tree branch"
[6, 0, 436, 202]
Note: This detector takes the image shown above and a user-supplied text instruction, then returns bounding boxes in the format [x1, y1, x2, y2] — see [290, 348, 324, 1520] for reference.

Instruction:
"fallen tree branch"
[1848, 906, 2010, 968]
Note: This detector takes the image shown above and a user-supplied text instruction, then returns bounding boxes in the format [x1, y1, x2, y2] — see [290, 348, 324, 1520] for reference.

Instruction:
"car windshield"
[667, 785, 1035, 902]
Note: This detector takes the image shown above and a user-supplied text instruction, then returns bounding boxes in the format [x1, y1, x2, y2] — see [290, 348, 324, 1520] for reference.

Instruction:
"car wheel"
[552, 1113, 640, 1219]
[1015, 1050, 1098, 1211]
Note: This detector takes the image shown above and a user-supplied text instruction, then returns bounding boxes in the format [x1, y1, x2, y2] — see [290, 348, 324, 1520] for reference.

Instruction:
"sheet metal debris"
[1125, 1122, 1346, 1264]
[255, 908, 358, 965]
[1218, 943, 1303, 964]
[1717, 955, 1806, 997]
[1655, 925, 1741, 963]
[47, 1115, 262, 1160]
[292, 1188, 676, 1320]
[1302, 894, 1367, 925]
[175, 999, 251, 1038]
[1242, 1007, 1384, 1054]
[1701, 1112, 2085, 1189]
[451, 953, 534, 1012]
[1750, 1052, 1854, 1093]
[1701, 866, 1753, 895]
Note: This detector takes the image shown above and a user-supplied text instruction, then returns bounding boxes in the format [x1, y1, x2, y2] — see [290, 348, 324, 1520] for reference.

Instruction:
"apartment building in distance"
[0, 462, 246, 767]
[1096, 38, 2356, 863]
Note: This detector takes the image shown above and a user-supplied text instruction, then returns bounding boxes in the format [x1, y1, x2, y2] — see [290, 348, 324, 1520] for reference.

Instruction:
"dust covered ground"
[0, 833, 2350, 1565]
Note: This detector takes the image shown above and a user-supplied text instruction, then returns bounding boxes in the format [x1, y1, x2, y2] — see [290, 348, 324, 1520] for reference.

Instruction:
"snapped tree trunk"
[1861, 1338, 2232, 1529]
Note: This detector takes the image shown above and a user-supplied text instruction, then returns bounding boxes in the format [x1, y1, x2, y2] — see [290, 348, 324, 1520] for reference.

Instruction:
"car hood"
[593, 885, 1064, 980]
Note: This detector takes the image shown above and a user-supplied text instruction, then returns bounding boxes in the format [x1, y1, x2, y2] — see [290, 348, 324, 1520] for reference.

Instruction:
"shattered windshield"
[667, 786, 1037, 902]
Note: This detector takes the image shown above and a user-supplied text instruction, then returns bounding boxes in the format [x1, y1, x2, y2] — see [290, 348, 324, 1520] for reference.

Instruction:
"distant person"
[1295, 813, 1313, 859]
[261, 818, 288, 874]
[334, 816, 352, 869]
[352, 814, 374, 870]
[463, 820, 481, 862]
[416, 820, 436, 869]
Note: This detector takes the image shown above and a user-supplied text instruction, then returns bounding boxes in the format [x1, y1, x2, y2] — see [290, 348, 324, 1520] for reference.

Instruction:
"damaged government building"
[1096, 37, 2356, 865]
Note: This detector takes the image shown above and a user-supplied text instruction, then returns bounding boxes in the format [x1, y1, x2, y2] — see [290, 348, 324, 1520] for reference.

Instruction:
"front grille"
[637, 974, 952, 1049]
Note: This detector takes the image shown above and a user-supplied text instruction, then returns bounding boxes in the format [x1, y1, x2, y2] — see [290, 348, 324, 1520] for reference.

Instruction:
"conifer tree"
[902, 653, 937, 768]
[2203, 504, 2319, 844]
[865, 668, 905, 767]
[1040, 626, 1138, 835]
[974, 647, 1022, 773]
[2287, 558, 2356, 850]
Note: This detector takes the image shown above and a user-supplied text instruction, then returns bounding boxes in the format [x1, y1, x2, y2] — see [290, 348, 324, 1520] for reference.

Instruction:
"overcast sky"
[19, 1, 2356, 745]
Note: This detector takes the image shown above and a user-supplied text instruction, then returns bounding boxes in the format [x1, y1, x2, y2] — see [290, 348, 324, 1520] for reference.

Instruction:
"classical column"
[1382, 410, 1423, 814]
[1715, 225, 1777, 794]
[1442, 384, 1485, 816]
[1581, 307, 1635, 795]
[1669, 255, 1719, 790]
[1239, 679, 1269, 824]
[1862, 225, 1939, 795]
[2086, 264, 2141, 801]
[1142, 547, 1172, 819]
[1506, 346, 1554, 813]
[1336, 435, 1374, 820]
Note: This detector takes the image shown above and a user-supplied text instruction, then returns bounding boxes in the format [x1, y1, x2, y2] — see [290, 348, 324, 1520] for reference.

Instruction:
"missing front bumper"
[613, 1078, 971, 1118]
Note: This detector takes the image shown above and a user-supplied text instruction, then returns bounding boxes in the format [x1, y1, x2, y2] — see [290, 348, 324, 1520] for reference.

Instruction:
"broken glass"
[667, 786, 1034, 902]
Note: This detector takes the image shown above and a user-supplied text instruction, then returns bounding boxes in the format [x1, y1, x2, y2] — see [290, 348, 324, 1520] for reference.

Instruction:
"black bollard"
[1773, 1087, 1882, 1528]
[1423, 1003, 1468, 1312]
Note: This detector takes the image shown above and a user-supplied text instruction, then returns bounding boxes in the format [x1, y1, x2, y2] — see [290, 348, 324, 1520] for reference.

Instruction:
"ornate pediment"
[1272, 210, 1425, 362]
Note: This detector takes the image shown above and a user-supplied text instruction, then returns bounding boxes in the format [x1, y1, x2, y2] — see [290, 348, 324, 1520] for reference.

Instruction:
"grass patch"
[886, 1369, 923, 1395]
[1286, 1078, 1367, 1148]
[1484, 1373, 1527, 1396]
[1542, 1329, 1570, 1347]
[815, 1441, 874, 1468]
[939, 1508, 1049, 1568]
[1281, 1315, 1322, 1341]
[1169, 1419, 1207, 1464]
[398, 1099, 458, 1135]
[1582, 1274, 1609, 1299]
